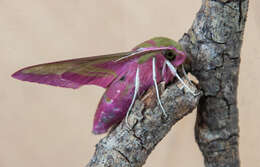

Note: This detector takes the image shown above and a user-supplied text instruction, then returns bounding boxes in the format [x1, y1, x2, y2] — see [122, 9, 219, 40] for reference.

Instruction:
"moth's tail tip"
[92, 126, 108, 135]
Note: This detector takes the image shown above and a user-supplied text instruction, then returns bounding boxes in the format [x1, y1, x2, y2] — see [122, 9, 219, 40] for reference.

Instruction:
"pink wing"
[12, 52, 131, 89]
[12, 47, 176, 89]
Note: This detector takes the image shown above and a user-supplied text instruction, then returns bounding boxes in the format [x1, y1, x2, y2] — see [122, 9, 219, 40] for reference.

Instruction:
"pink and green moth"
[12, 37, 196, 134]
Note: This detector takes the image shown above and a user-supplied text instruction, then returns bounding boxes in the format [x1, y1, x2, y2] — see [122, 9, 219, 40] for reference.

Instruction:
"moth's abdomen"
[92, 63, 137, 134]
[92, 91, 133, 134]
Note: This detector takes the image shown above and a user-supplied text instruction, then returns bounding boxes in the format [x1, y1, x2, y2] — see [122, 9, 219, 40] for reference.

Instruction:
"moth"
[12, 37, 197, 134]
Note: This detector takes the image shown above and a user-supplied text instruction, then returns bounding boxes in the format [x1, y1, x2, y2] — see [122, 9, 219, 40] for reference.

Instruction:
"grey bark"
[86, 0, 249, 166]
[179, 0, 249, 166]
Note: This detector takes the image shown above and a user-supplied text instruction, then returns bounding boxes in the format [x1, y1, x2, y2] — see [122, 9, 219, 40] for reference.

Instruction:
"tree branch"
[86, 0, 249, 166]
[179, 0, 249, 166]
[86, 80, 200, 167]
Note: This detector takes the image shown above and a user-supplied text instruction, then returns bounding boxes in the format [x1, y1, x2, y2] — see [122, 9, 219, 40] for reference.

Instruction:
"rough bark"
[86, 0, 249, 166]
[179, 0, 249, 167]
[86, 80, 200, 167]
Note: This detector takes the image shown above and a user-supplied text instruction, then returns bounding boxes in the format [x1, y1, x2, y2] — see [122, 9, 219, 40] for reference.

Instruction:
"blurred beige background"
[0, 0, 259, 166]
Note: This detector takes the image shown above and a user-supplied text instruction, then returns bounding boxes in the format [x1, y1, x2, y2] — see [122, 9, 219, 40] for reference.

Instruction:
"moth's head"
[150, 37, 187, 66]
[162, 47, 186, 67]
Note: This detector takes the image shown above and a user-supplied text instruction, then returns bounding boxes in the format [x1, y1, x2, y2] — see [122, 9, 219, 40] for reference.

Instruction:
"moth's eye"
[164, 50, 176, 61]
[119, 76, 125, 81]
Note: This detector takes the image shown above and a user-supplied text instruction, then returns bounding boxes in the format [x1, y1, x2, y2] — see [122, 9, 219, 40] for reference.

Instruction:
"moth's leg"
[165, 60, 200, 96]
[153, 57, 167, 117]
[161, 60, 166, 77]
[125, 67, 140, 128]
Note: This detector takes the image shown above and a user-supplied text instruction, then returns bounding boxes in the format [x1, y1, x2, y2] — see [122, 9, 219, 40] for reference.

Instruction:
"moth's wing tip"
[11, 69, 28, 81]
[11, 70, 81, 89]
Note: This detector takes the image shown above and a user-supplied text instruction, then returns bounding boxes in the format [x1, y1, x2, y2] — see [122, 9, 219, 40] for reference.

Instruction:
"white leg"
[125, 67, 140, 127]
[161, 60, 166, 77]
[153, 57, 167, 117]
[165, 60, 200, 96]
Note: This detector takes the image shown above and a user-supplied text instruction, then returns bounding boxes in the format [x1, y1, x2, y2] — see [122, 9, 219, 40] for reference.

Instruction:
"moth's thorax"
[133, 37, 186, 65]
[134, 37, 183, 50]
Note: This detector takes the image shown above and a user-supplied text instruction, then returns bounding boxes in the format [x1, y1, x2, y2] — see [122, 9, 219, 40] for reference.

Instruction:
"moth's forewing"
[12, 52, 131, 88]
[12, 47, 176, 89]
